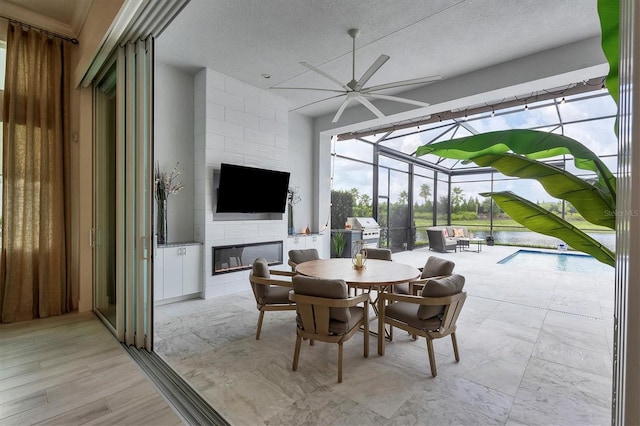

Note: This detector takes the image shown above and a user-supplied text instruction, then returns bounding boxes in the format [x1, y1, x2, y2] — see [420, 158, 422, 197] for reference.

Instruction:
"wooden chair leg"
[338, 343, 343, 383]
[451, 332, 460, 362]
[292, 334, 302, 371]
[378, 305, 385, 355]
[363, 317, 369, 358]
[426, 338, 437, 377]
[256, 310, 265, 340]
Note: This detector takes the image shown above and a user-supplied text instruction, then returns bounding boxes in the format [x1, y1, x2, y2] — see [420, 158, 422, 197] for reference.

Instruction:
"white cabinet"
[287, 234, 324, 256]
[153, 248, 164, 301]
[155, 243, 202, 303]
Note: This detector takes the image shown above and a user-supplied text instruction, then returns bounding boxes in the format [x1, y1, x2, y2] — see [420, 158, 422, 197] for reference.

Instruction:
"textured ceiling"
[156, 0, 602, 118]
[4, 0, 603, 121]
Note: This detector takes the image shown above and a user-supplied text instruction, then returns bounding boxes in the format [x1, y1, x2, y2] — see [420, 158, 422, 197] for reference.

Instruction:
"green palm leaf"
[415, 129, 616, 200]
[472, 154, 615, 229]
[598, 0, 619, 108]
[482, 191, 615, 267]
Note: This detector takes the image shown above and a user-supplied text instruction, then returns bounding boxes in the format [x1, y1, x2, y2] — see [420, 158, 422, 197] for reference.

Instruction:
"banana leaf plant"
[415, 131, 616, 266]
[413, 1, 619, 267]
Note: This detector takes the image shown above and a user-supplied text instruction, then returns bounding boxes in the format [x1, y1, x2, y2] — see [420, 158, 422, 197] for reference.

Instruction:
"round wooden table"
[295, 258, 420, 288]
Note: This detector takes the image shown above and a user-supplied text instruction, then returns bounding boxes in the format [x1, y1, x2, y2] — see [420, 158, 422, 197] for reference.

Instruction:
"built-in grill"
[346, 217, 381, 248]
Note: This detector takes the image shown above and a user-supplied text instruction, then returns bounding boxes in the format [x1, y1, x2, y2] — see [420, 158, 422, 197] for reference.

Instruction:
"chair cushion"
[417, 274, 465, 320]
[260, 285, 292, 305]
[252, 257, 270, 277]
[421, 256, 455, 279]
[251, 258, 271, 299]
[288, 249, 320, 265]
[292, 275, 350, 322]
[328, 306, 364, 335]
[392, 282, 410, 294]
[385, 302, 442, 331]
[364, 248, 392, 261]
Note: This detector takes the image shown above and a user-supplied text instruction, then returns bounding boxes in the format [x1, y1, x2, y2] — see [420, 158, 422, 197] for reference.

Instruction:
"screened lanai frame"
[330, 77, 618, 252]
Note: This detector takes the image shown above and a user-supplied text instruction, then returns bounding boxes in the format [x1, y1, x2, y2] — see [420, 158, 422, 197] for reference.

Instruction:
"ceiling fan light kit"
[272, 28, 441, 123]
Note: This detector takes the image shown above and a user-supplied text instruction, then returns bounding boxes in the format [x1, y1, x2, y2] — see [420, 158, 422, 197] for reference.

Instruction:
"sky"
[332, 90, 618, 206]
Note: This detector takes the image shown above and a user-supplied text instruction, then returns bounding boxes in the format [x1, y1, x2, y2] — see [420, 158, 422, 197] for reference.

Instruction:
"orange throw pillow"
[453, 228, 465, 238]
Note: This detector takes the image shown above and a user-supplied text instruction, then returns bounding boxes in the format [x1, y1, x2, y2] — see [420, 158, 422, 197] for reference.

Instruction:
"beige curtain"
[0, 22, 72, 322]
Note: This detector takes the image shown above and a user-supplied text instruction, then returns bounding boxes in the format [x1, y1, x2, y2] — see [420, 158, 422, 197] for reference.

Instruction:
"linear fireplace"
[212, 240, 283, 275]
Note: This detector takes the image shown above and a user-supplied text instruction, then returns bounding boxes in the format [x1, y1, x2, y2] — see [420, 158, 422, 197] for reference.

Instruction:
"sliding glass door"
[93, 39, 154, 349]
[94, 62, 118, 329]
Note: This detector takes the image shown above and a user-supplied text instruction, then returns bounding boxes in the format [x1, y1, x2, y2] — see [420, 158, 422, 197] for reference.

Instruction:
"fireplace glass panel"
[213, 240, 283, 275]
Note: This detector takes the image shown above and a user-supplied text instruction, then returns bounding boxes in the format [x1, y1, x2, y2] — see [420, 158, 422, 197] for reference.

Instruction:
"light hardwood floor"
[0, 312, 184, 425]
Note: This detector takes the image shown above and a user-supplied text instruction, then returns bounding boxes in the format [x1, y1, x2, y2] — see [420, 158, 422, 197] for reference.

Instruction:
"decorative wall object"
[154, 162, 184, 244]
[287, 186, 301, 235]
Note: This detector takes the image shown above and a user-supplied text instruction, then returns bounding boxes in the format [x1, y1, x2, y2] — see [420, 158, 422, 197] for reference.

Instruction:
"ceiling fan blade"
[270, 86, 346, 93]
[354, 54, 390, 91]
[300, 62, 349, 90]
[332, 97, 352, 123]
[362, 93, 430, 107]
[290, 93, 346, 113]
[363, 75, 442, 93]
[354, 95, 385, 119]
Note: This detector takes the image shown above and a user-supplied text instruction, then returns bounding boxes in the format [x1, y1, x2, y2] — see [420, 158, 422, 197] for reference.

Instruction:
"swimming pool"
[498, 249, 614, 273]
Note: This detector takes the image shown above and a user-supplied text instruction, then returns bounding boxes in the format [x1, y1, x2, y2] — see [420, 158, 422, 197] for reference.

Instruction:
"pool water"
[498, 249, 614, 273]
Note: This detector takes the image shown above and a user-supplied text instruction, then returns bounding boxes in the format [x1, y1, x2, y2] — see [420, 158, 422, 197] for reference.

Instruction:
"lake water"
[498, 249, 614, 273]
[468, 230, 616, 251]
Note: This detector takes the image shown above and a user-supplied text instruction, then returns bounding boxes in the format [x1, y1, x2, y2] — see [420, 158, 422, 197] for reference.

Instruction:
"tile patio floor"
[154, 244, 614, 425]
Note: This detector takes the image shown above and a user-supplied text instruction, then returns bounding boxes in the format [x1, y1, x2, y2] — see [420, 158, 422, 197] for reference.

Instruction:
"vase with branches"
[287, 187, 301, 235]
[154, 162, 184, 244]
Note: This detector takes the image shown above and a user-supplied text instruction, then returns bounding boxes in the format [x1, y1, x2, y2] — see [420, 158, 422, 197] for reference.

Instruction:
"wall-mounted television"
[215, 163, 290, 213]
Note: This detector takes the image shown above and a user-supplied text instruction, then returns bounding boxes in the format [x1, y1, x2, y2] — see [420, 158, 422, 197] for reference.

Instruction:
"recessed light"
[261, 73, 271, 79]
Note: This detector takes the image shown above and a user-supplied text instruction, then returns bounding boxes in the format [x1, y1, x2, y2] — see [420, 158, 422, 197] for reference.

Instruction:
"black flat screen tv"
[216, 163, 290, 213]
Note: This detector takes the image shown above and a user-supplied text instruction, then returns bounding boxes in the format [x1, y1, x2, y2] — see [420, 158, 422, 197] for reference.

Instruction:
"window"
[332, 85, 618, 250]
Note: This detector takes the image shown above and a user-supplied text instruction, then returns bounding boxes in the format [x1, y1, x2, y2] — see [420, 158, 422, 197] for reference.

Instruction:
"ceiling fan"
[271, 28, 441, 123]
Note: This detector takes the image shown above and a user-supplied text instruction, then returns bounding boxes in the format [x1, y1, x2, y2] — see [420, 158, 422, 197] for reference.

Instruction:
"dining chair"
[394, 256, 455, 295]
[248, 257, 297, 340]
[287, 248, 320, 271]
[363, 247, 392, 261]
[378, 274, 466, 377]
[289, 275, 369, 383]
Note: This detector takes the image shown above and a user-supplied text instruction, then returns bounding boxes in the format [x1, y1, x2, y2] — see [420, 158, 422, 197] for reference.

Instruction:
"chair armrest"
[289, 290, 369, 307]
[409, 274, 451, 286]
[381, 291, 466, 306]
[270, 269, 297, 277]
[250, 275, 293, 287]
[408, 274, 452, 295]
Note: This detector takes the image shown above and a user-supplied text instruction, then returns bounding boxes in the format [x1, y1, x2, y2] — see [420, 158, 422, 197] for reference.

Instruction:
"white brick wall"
[194, 68, 289, 298]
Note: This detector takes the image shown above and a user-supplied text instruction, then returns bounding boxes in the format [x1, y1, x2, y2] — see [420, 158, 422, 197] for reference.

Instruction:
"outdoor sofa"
[426, 226, 470, 253]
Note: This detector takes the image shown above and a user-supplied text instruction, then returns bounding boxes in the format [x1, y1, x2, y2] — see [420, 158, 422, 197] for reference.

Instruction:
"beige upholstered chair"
[379, 274, 466, 377]
[289, 275, 369, 383]
[363, 247, 392, 261]
[394, 256, 455, 295]
[248, 258, 297, 340]
[287, 248, 320, 271]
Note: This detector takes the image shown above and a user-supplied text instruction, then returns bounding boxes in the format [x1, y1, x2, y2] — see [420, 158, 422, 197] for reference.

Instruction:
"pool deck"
[155, 244, 614, 425]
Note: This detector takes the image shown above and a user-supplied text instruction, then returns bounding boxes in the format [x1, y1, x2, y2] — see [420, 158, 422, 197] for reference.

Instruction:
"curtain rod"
[0, 14, 79, 44]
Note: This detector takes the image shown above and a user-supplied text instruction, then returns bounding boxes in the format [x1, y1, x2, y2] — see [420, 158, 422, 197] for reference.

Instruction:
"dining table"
[295, 258, 421, 343]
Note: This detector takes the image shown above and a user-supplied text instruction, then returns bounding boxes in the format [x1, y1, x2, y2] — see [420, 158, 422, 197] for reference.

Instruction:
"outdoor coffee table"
[458, 238, 484, 253]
